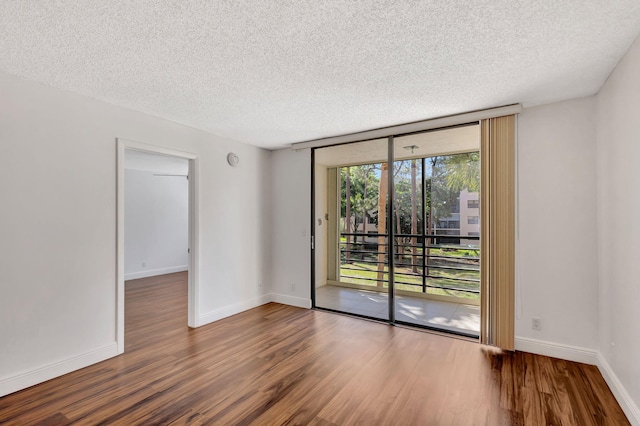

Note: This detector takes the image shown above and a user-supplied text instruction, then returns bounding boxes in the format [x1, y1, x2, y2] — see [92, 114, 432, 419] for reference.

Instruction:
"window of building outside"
[468, 216, 479, 224]
[468, 199, 479, 208]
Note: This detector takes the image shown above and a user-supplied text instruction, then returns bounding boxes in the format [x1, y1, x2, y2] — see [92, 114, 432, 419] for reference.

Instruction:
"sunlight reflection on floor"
[316, 285, 479, 336]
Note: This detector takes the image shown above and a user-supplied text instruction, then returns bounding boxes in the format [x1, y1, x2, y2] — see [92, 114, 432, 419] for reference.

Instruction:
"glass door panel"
[314, 138, 390, 321]
[392, 126, 481, 337]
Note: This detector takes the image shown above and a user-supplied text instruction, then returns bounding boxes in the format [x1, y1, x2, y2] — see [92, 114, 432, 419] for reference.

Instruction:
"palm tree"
[345, 167, 352, 261]
[411, 159, 418, 273]
[376, 163, 388, 286]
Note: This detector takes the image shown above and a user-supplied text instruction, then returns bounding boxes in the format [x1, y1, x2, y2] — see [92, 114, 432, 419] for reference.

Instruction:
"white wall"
[0, 71, 271, 396]
[270, 148, 312, 307]
[596, 33, 640, 416]
[124, 169, 188, 280]
[516, 97, 599, 350]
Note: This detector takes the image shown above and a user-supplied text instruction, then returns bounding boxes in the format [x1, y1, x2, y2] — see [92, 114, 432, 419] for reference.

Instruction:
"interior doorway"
[116, 139, 199, 354]
[124, 150, 189, 281]
[312, 125, 481, 338]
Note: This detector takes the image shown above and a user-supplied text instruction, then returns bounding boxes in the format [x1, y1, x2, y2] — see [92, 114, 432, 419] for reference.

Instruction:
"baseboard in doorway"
[197, 294, 272, 327]
[124, 265, 188, 280]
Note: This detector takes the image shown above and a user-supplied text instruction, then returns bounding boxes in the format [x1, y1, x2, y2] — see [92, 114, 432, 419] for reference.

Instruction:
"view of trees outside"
[339, 152, 481, 300]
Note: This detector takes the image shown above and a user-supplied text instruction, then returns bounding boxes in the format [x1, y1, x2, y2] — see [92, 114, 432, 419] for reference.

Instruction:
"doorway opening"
[312, 125, 480, 338]
[116, 139, 199, 354]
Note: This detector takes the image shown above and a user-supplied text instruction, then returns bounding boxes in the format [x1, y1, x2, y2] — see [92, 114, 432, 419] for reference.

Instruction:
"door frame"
[116, 138, 199, 354]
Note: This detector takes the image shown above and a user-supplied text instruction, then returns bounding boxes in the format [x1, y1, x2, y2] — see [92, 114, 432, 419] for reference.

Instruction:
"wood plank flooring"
[0, 272, 629, 425]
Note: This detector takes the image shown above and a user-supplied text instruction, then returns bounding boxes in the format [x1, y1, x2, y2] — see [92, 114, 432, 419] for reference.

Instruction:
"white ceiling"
[125, 150, 189, 175]
[1, 1, 639, 149]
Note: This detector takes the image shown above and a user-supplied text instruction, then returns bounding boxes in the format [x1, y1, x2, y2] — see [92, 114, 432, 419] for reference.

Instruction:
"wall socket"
[531, 317, 542, 330]
[141, 261, 146, 268]
[290, 282, 295, 292]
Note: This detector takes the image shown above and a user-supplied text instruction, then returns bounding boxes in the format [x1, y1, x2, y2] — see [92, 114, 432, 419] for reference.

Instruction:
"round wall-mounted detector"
[227, 152, 239, 167]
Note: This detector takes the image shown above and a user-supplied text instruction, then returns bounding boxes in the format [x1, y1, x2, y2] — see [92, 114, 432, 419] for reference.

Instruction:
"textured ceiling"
[1, 1, 639, 149]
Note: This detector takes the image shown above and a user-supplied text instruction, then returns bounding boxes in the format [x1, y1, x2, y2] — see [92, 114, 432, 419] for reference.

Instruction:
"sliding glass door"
[314, 138, 389, 320]
[392, 133, 480, 336]
[313, 126, 481, 337]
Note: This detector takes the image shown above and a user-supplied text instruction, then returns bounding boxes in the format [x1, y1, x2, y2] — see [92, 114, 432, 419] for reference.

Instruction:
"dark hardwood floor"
[0, 272, 629, 425]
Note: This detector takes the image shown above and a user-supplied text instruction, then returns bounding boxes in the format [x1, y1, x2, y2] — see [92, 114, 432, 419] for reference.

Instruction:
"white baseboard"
[270, 293, 312, 309]
[0, 343, 118, 398]
[514, 336, 598, 365]
[0, 292, 276, 398]
[197, 294, 272, 327]
[516, 337, 639, 425]
[125, 265, 188, 280]
[197, 294, 311, 327]
[597, 353, 640, 426]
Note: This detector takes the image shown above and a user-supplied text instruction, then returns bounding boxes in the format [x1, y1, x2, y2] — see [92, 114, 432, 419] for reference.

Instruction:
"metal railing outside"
[339, 232, 480, 299]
